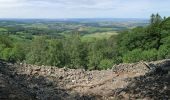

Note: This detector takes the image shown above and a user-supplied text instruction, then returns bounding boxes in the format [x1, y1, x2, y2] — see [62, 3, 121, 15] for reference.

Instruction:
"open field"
[81, 31, 118, 42]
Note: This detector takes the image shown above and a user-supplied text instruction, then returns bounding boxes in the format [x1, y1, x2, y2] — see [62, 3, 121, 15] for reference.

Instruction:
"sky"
[0, 0, 169, 18]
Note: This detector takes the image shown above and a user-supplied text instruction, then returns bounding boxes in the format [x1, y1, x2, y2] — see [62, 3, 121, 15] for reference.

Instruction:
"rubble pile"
[0, 59, 170, 100]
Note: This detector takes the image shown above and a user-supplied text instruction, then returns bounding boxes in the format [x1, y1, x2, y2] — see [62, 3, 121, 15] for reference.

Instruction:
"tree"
[142, 49, 158, 61]
[158, 45, 170, 59]
[0, 35, 13, 61]
[122, 49, 143, 63]
[150, 13, 162, 25]
[26, 36, 48, 65]
[62, 33, 83, 68]
[158, 35, 170, 59]
[0, 48, 13, 61]
[11, 43, 25, 61]
[0, 35, 12, 48]
[45, 39, 63, 67]
[117, 14, 170, 63]
[150, 14, 155, 24]
[87, 40, 103, 70]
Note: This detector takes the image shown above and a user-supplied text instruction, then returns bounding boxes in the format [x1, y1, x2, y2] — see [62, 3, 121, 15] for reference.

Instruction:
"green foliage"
[157, 35, 170, 59]
[45, 40, 63, 67]
[161, 17, 170, 30]
[99, 59, 113, 70]
[123, 49, 158, 63]
[141, 49, 158, 61]
[0, 35, 14, 61]
[61, 34, 85, 68]
[0, 48, 13, 61]
[117, 27, 146, 53]
[158, 45, 170, 59]
[122, 49, 143, 63]
[26, 36, 48, 65]
[87, 38, 116, 70]
[118, 13, 170, 63]
[0, 35, 12, 48]
[88, 50, 103, 70]
[0, 13, 169, 70]
[11, 43, 25, 61]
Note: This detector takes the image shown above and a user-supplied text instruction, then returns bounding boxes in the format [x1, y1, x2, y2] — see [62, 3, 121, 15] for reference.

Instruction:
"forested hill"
[0, 14, 170, 70]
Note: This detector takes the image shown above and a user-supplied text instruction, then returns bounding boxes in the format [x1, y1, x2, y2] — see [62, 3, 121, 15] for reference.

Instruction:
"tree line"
[0, 14, 170, 70]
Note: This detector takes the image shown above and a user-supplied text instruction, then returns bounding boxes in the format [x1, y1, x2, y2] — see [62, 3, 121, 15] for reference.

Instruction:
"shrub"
[0, 48, 13, 61]
[99, 59, 113, 70]
[158, 45, 170, 59]
[142, 49, 158, 61]
[122, 49, 143, 63]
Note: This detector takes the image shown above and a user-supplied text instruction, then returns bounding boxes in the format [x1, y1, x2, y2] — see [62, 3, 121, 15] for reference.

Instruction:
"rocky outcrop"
[0, 59, 170, 100]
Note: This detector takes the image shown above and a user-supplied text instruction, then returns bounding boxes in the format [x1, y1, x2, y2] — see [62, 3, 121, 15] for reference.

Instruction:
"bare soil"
[0, 59, 170, 100]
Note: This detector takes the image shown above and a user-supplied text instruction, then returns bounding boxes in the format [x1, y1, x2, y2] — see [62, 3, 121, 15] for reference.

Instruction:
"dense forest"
[0, 14, 169, 70]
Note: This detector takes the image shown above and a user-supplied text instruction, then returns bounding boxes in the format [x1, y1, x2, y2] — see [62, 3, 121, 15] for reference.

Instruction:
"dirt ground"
[0, 59, 170, 100]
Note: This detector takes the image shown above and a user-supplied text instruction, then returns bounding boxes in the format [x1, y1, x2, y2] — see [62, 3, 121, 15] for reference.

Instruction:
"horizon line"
[0, 17, 149, 20]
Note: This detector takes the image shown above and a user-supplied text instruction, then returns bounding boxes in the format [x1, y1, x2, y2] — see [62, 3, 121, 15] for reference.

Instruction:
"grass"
[81, 31, 118, 42]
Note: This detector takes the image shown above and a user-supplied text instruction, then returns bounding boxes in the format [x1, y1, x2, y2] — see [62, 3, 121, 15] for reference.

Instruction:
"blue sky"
[0, 0, 169, 18]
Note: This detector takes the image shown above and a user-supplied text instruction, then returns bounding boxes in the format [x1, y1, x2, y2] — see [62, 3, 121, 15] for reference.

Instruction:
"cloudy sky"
[0, 0, 169, 18]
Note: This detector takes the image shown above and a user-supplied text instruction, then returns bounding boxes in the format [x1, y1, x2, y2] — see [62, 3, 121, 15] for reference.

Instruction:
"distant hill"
[0, 18, 149, 23]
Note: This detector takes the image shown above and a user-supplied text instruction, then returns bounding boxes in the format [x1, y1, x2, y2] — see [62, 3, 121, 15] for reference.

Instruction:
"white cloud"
[0, 0, 169, 18]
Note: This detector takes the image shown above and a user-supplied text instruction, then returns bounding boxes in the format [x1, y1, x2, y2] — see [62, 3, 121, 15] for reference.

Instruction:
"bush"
[142, 49, 157, 61]
[122, 49, 158, 63]
[99, 59, 113, 70]
[122, 49, 143, 63]
[0, 48, 13, 61]
[11, 43, 25, 61]
[158, 45, 170, 59]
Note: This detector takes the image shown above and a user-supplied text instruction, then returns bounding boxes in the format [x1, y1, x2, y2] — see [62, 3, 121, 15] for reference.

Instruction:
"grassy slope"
[81, 31, 118, 42]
